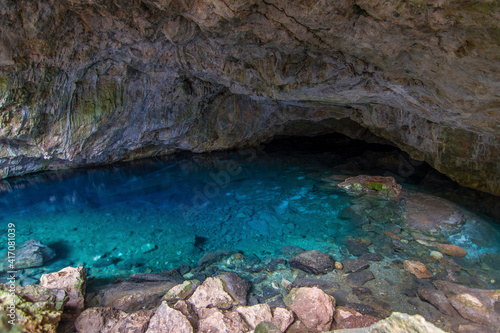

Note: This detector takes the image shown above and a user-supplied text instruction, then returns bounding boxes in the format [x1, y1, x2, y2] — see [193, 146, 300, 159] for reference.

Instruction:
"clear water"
[1, 137, 499, 291]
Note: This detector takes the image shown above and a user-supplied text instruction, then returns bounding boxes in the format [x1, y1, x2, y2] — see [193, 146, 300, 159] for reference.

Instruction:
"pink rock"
[436, 244, 467, 258]
[146, 301, 193, 333]
[404, 260, 433, 279]
[285, 287, 335, 331]
[197, 308, 250, 333]
[187, 277, 236, 312]
[235, 303, 272, 329]
[272, 307, 294, 332]
[40, 266, 86, 313]
[75, 307, 153, 333]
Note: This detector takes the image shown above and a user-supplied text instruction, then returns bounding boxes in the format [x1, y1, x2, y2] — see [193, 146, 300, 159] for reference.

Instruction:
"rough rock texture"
[75, 307, 153, 333]
[285, 287, 335, 331]
[40, 266, 86, 313]
[0, 283, 66, 333]
[187, 277, 236, 312]
[271, 307, 294, 332]
[146, 301, 193, 333]
[216, 271, 250, 306]
[403, 260, 433, 279]
[0, 239, 55, 271]
[289, 250, 335, 275]
[197, 308, 250, 333]
[236, 303, 273, 329]
[338, 175, 402, 198]
[367, 312, 446, 333]
[0, 0, 499, 194]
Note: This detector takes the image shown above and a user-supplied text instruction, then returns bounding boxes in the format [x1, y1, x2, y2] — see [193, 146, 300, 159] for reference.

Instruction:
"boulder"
[404, 260, 433, 279]
[162, 280, 200, 302]
[0, 283, 66, 333]
[197, 308, 250, 333]
[289, 250, 335, 275]
[284, 287, 335, 331]
[418, 288, 458, 317]
[146, 301, 193, 333]
[346, 270, 375, 287]
[75, 307, 153, 333]
[187, 277, 236, 312]
[403, 193, 465, 236]
[434, 280, 500, 328]
[216, 272, 249, 306]
[40, 266, 86, 313]
[271, 307, 294, 333]
[88, 280, 179, 312]
[338, 175, 402, 198]
[0, 239, 55, 271]
[236, 303, 273, 329]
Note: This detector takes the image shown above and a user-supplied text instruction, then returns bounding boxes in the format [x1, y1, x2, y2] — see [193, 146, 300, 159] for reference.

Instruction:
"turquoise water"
[1, 136, 499, 290]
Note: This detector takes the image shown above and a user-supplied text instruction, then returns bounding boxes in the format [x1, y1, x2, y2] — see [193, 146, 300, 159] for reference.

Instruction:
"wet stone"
[288, 250, 335, 275]
[352, 287, 373, 300]
[418, 288, 458, 316]
[344, 239, 370, 257]
[216, 272, 249, 306]
[290, 278, 340, 291]
[359, 252, 384, 262]
[342, 258, 369, 273]
[346, 270, 375, 287]
[280, 245, 305, 258]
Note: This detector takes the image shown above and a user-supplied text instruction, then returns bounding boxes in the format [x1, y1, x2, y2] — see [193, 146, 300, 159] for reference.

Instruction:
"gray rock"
[418, 288, 458, 317]
[289, 250, 335, 275]
[198, 250, 235, 268]
[216, 272, 249, 306]
[1, 239, 55, 271]
[342, 259, 370, 273]
[346, 270, 375, 287]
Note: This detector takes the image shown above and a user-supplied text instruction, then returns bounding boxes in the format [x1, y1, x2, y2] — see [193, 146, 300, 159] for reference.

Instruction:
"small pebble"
[335, 261, 343, 270]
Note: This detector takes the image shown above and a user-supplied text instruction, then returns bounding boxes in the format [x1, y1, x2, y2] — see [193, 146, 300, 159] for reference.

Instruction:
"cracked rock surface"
[0, 0, 499, 194]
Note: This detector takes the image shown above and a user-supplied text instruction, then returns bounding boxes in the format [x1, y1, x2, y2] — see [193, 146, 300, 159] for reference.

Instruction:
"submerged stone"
[288, 250, 335, 275]
[435, 244, 467, 258]
[404, 260, 433, 279]
[0, 239, 55, 271]
[338, 175, 403, 198]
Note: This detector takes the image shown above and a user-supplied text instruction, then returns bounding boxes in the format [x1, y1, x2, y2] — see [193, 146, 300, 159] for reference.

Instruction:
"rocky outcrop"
[40, 266, 86, 313]
[0, 0, 499, 194]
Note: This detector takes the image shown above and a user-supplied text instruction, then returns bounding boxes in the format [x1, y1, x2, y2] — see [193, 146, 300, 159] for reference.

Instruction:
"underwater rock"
[344, 239, 370, 257]
[198, 250, 235, 268]
[288, 250, 335, 275]
[271, 307, 294, 332]
[235, 303, 273, 329]
[404, 260, 434, 279]
[338, 175, 403, 199]
[342, 259, 370, 273]
[418, 288, 458, 317]
[479, 253, 500, 271]
[75, 307, 153, 333]
[89, 280, 179, 312]
[280, 245, 305, 259]
[333, 305, 379, 329]
[40, 266, 86, 313]
[0, 283, 66, 333]
[285, 287, 335, 331]
[216, 272, 250, 306]
[187, 277, 237, 312]
[197, 308, 250, 333]
[434, 281, 500, 328]
[0, 239, 55, 271]
[359, 253, 384, 262]
[290, 278, 340, 292]
[146, 301, 193, 333]
[346, 270, 375, 287]
[435, 244, 468, 258]
[403, 192, 465, 236]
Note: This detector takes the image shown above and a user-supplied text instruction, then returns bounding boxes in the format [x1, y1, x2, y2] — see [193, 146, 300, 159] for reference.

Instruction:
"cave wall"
[0, 0, 499, 194]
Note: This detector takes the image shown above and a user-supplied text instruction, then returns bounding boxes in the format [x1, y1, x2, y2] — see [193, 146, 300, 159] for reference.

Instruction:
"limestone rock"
[403, 193, 465, 236]
[197, 308, 250, 333]
[255, 321, 281, 333]
[0, 239, 55, 271]
[338, 175, 402, 198]
[187, 277, 236, 312]
[146, 301, 193, 333]
[162, 280, 200, 302]
[271, 307, 294, 333]
[89, 280, 179, 312]
[216, 272, 250, 306]
[289, 250, 335, 275]
[236, 303, 273, 329]
[435, 244, 468, 258]
[75, 307, 153, 333]
[285, 287, 335, 331]
[368, 312, 446, 332]
[417, 288, 458, 316]
[40, 266, 86, 313]
[434, 280, 500, 328]
[404, 260, 433, 279]
[0, 283, 66, 333]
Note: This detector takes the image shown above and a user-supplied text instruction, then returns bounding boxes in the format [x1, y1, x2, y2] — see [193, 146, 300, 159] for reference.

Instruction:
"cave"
[0, 1, 499, 332]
